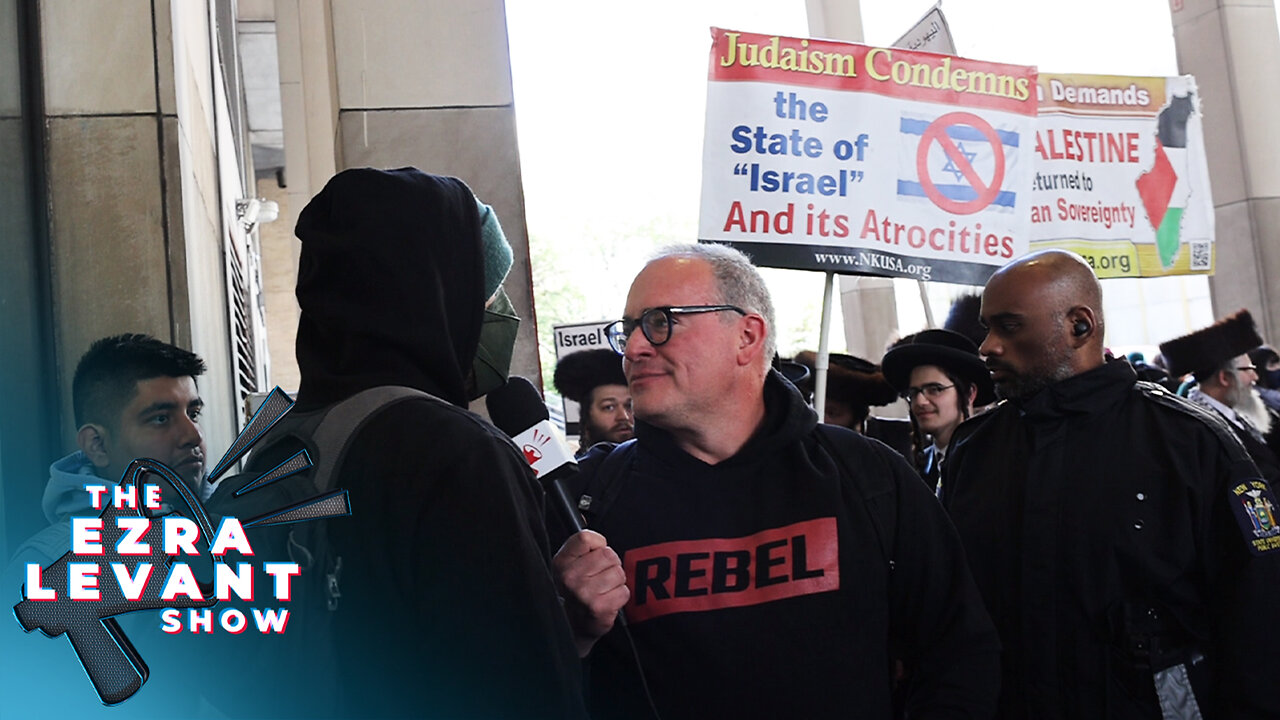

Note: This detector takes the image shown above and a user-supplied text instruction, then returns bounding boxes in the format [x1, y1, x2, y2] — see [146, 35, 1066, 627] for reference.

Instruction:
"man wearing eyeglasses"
[881, 329, 994, 496]
[1160, 310, 1280, 485]
[552, 243, 999, 719]
[942, 250, 1280, 719]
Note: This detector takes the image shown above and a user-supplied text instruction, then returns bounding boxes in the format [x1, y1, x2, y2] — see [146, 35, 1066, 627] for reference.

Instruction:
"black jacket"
[944, 360, 1280, 719]
[276, 168, 586, 718]
[563, 372, 1000, 719]
[1195, 398, 1280, 488]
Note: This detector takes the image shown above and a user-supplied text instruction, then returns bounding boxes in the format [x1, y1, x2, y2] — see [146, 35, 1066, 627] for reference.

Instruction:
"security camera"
[235, 198, 281, 232]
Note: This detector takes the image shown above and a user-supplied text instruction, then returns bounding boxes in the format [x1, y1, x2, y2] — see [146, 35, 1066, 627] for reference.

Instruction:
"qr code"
[1190, 241, 1211, 270]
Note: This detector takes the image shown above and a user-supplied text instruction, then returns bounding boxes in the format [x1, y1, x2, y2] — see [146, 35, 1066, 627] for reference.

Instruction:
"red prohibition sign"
[916, 111, 1005, 215]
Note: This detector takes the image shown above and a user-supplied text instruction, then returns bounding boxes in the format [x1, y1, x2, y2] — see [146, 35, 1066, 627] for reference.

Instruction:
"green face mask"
[470, 288, 520, 399]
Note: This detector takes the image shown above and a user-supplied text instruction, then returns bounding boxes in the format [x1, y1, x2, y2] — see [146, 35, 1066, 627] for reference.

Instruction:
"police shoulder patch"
[1228, 478, 1280, 555]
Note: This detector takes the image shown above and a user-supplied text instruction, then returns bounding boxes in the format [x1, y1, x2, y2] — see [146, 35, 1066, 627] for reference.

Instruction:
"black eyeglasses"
[606, 305, 746, 354]
[1237, 365, 1258, 374]
[902, 383, 954, 402]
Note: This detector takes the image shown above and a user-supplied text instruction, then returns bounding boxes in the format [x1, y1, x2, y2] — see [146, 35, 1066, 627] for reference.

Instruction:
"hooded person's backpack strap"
[304, 386, 451, 490]
[213, 386, 451, 614]
[264, 385, 450, 609]
[198, 385, 450, 717]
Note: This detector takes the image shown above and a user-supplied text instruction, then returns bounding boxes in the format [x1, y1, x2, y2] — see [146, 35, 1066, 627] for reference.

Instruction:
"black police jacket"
[944, 359, 1280, 719]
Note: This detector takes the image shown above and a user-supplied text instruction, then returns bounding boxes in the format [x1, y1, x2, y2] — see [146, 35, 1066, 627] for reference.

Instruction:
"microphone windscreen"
[486, 377, 585, 533]
[486, 376, 550, 437]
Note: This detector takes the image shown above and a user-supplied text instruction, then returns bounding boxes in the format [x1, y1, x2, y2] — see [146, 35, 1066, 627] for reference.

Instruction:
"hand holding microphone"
[487, 377, 630, 656]
[552, 530, 630, 657]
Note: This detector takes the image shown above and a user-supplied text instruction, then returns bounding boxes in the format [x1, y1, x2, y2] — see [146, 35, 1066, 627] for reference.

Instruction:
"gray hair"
[1195, 356, 1243, 385]
[650, 243, 777, 362]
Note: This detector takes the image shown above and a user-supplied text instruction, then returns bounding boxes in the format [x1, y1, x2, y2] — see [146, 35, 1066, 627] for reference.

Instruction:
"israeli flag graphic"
[897, 114, 1020, 212]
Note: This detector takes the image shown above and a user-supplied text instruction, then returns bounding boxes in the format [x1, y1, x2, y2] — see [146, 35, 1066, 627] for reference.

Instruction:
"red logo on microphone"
[522, 445, 543, 472]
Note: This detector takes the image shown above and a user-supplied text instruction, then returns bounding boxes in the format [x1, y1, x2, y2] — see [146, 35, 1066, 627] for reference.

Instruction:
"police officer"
[944, 249, 1280, 719]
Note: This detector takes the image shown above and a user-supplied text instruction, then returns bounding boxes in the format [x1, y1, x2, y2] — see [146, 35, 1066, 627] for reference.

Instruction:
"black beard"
[994, 373, 1057, 401]
[993, 359, 1077, 401]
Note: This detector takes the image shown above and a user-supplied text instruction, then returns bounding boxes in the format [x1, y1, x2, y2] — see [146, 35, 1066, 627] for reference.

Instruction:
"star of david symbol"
[941, 142, 978, 182]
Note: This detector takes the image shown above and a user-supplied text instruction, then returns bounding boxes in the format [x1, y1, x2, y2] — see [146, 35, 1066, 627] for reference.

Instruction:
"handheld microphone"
[488, 377, 654, 713]
[486, 377, 586, 534]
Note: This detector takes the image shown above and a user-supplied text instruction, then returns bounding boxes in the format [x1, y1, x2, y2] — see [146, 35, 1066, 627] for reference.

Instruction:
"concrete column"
[275, 0, 340, 222]
[38, 0, 183, 442]
[1170, 0, 1280, 340]
[805, 0, 864, 45]
[274, 0, 542, 396]
[269, 0, 342, 388]
[30, 0, 243, 460]
[0, 0, 55, 557]
[257, 176, 300, 391]
[167, 0, 241, 459]
[330, 0, 538, 388]
[2, 0, 257, 551]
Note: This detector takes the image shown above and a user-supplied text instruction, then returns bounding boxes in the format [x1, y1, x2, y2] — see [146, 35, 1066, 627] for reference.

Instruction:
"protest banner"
[892, 3, 958, 329]
[1030, 74, 1213, 277]
[699, 28, 1038, 285]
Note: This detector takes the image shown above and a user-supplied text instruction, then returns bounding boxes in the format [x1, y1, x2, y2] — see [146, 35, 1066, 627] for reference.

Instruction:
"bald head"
[988, 250, 1105, 342]
[979, 250, 1106, 399]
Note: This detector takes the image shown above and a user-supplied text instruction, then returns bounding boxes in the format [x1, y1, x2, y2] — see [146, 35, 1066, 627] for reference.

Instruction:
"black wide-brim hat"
[881, 328, 995, 406]
[775, 359, 811, 388]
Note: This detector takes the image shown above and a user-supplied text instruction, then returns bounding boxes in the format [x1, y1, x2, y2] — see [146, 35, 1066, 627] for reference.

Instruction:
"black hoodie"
[567, 372, 999, 719]
[285, 168, 586, 718]
[294, 167, 482, 409]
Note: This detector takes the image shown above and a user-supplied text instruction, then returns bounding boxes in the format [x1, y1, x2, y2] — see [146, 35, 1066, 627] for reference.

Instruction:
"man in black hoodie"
[553, 243, 999, 719]
[277, 167, 586, 718]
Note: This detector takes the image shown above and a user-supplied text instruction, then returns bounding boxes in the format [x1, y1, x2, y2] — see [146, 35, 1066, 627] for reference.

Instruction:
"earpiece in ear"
[1073, 320, 1090, 337]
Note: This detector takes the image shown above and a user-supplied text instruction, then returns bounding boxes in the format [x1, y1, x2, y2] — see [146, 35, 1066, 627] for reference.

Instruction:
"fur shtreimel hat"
[792, 351, 899, 408]
[881, 328, 996, 406]
[553, 348, 626, 403]
[943, 293, 986, 350]
[1159, 309, 1264, 379]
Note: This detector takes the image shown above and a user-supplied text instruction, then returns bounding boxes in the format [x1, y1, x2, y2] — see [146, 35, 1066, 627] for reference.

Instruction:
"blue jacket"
[6, 451, 100, 577]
